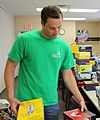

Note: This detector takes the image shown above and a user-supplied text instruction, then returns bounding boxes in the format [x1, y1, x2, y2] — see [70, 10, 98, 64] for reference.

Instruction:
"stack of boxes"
[75, 45, 92, 81]
[70, 44, 99, 90]
[78, 45, 92, 56]
[75, 52, 92, 81]
[70, 44, 92, 81]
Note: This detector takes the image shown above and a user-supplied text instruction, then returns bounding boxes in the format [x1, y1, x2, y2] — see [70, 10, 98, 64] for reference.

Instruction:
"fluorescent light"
[36, 7, 68, 12]
[63, 18, 86, 20]
[69, 9, 99, 13]
[36, 8, 43, 12]
[36, 8, 99, 13]
[60, 8, 68, 12]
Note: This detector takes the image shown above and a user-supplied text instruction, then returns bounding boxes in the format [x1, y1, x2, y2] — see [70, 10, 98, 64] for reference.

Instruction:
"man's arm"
[4, 58, 17, 100]
[62, 69, 86, 112]
[4, 58, 22, 114]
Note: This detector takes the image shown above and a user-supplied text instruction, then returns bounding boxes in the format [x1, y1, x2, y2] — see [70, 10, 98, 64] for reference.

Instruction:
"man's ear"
[41, 21, 44, 27]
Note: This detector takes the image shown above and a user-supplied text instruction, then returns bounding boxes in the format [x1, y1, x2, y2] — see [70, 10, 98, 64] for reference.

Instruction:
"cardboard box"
[78, 45, 92, 51]
[90, 60, 96, 66]
[78, 45, 92, 56]
[76, 72, 91, 80]
[70, 44, 79, 53]
[76, 59, 90, 65]
[63, 109, 96, 120]
[75, 52, 90, 59]
[84, 81, 99, 91]
[76, 64, 92, 72]
[92, 65, 97, 72]
[17, 98, 44, 120]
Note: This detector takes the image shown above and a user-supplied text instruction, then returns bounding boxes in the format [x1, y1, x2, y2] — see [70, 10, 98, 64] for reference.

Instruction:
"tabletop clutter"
[0, 99, 16, 120]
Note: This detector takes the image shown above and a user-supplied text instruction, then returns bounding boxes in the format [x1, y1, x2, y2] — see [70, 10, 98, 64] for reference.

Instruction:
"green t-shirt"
[8, 30, 74, 106]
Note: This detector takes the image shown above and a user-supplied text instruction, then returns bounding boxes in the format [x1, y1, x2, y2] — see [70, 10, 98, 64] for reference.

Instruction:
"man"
[4, 5, 86, 120]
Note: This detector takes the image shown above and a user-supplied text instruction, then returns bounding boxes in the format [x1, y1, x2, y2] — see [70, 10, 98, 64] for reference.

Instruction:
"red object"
[24, 24, 32, 30]
[63, 109, 90, 120]
[77, 81, 85, 88]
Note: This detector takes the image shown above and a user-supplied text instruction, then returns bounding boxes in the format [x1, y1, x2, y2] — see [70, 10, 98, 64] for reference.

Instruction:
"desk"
[82, 87, 100, 112]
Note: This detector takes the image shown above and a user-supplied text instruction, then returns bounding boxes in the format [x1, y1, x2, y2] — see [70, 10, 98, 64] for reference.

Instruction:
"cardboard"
[63, 109, 96, 120]
[76, 64, 92, 72]
[75, 52, 90, 59]
[17, 98, 44, 120]
[76, 72, 91, 80]
[84, 81, 99, 91]
[70, 44, 79, 53]
[76, 59, 90, 65]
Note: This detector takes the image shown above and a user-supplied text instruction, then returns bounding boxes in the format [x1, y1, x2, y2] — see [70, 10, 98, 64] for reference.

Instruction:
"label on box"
[75, 52, 90, 59]
[76, 72, 91, 80]
[78, 45, 92, 51]
[76, 64, 92, 72]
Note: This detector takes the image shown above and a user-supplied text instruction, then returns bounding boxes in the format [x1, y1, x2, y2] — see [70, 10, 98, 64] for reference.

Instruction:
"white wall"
[62, 21, 76, 44]
[99, 22, 100, 37]
[0, 7, 15, 93]
[14, 16, 76, 44]
[76, 21, 99, 37]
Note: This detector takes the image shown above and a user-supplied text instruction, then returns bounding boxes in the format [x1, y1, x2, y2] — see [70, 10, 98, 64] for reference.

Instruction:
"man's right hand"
[8, 97, 23, 115]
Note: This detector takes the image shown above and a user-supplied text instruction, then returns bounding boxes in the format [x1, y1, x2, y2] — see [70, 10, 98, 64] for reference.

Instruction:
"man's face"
[41, 17, 63, 39]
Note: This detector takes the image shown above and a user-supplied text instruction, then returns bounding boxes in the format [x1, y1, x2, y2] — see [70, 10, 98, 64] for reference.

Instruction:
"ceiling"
[0, 0, 100, 22]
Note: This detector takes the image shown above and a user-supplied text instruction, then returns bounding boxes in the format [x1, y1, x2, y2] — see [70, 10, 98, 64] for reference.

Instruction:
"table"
[82, 87, 100, 113]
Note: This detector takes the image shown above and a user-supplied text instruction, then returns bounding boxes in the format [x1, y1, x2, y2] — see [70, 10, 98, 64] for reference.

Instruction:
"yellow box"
[17, 98, 44, 120]
[76, 64, 92, 72]
[70, 44, 79, 53]
[90, 60, 95, 66]
[75, 52, 90, 59]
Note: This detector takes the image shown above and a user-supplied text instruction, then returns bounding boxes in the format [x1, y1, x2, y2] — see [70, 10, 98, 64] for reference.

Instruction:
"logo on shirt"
[52, 51, 61, 58]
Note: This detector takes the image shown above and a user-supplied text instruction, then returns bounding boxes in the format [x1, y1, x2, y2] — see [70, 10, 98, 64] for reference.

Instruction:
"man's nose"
[54, 29, 59, 35]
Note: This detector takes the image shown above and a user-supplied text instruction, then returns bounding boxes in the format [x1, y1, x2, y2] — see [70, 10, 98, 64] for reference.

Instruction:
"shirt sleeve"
[61, 43, 75, 70]
[8, 35, 25, 62]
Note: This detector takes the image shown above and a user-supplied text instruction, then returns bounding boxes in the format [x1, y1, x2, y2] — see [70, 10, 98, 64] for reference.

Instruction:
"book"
[17, 98, 44, 120]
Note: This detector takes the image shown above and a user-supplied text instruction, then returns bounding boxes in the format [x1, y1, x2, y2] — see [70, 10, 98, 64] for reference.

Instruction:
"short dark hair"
[41, 5, 63, 25]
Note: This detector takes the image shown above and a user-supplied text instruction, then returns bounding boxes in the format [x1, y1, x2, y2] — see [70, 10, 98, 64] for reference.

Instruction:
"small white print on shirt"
[52, 51, 61, 58]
